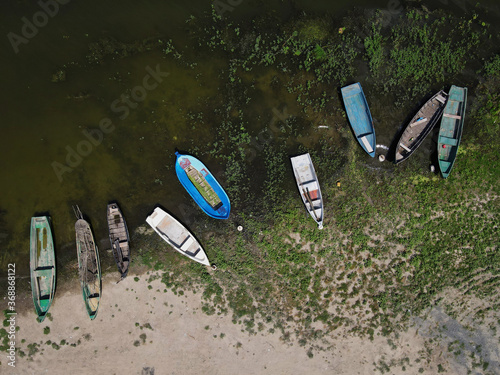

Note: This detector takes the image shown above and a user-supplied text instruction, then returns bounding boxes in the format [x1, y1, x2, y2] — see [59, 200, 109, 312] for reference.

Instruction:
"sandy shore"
[6, 271, 463, 375]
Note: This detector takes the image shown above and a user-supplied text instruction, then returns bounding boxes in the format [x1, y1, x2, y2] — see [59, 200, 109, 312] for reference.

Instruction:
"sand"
[6, 272, 471, 375]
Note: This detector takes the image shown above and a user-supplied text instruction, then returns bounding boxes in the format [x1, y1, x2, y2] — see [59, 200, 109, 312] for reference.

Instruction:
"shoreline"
[6, 271, 447, 375]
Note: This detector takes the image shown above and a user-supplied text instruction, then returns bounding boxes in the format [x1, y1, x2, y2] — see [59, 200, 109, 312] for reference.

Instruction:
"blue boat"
[341, 82, 376, 157]
[175, 151, 231, 219]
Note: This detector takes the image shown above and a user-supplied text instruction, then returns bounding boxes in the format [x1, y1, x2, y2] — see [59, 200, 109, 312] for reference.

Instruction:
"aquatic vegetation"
[364, 10, 488, 100]
[483, 54, 500, 77]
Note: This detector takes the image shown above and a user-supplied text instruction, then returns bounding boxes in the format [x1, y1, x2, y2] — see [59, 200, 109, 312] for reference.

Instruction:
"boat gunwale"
[30, 216, 56, 322]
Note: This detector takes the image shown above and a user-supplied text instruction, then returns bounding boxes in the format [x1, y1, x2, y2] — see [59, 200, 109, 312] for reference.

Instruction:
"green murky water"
[0, 0, 499, 276]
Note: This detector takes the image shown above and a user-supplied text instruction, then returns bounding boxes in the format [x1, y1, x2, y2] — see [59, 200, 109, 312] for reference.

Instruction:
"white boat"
[146, 207, 210, 266]
[290, 153, 324, 229]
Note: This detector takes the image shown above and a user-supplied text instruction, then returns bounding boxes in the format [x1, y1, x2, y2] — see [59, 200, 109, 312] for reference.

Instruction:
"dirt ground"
[5, 271, 491, 375]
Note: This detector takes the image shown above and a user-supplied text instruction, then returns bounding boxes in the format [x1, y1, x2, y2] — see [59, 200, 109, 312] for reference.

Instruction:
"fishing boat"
[174, 151, 230, 219]
[290, 153, 324, 229]
[395, 91, 448, 164]
[30, 216, 56, 322]
[107, 203, 130, 280]
[341, 82, 376, 157]
[146, 207, 210, 266]
[73, 206, 101, 320]
[437, 85, 468, 178]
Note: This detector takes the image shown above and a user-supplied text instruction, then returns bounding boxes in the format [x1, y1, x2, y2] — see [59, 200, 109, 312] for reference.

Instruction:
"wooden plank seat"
[359, 136, 373, 153]
[436, 95, 447, 103]
[400, 143, 412, 152]
[443, 113, 461, 120]
[302, 181, 318, 192]
[410, 117, 428, 127]
[440, 137, 458, 146]
[180, 236, 194, 251]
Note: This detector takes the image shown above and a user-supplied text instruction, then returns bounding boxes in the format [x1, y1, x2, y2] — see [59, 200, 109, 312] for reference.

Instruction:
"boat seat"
[302, 181, 318, 192]
[400, 144, 412, 152]
[436, 95, 447, 104]
[306, 199, 322, 210]
[440, 137, 458, 146]
[410, 118, 427, 127]
[185, 248, 200, 257]
[180, 236, 194, 251]
[359, 136, 373, 153]
[35, 267, 54, 279]
[443, 113, 461, 120]
[440, 161, 451, 169]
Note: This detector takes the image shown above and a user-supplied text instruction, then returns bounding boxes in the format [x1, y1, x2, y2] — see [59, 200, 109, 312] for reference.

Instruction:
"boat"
[395, 91, 448, 164]
[341, 82, 376, 157]
[290, 153, 324, 229]
[73, 206, 101, 320]
[437, 85, 467, 178]
[146, 207, 210, 266]
[30, 216, 56, 322]
[174, 151, 231, 219]
[107, 203, 130, 280]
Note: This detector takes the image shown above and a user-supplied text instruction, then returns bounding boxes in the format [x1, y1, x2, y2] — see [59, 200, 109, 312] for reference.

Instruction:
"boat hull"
[290, 153, 324, 229]
[30, 216, 56, 322]
[341, 83, 376, 157]
[146, 207, 210, 266]
[175, 152, 230, 219]
[395, 91, 448, 164]
[437, 85, 467, 178]
[107, 203, 130, 280]
[75, 218, 101, 320]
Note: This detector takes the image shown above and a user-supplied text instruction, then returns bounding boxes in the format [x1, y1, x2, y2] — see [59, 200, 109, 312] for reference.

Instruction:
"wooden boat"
[395, 91, 448, 164]
[107, 203, 130, 280]
[30, 216, 56, 322]
[73, 206, 101, 320]
[341, 82, 376, 157]
[290, 153, 324, 229]
[174, 151, 230, 219]
[146, 207, 210, 266]
[437, 85, 467, 178]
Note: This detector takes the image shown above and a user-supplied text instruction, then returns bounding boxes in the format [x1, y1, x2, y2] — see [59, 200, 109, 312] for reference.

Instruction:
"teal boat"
[341, 82, 376, 157]
[437, 85, 467, 178]
[74, 206, 101, 320]
[30, 216, 56, 322]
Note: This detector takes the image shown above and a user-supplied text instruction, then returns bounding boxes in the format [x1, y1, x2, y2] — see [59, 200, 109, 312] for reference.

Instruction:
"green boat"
[437, 85, 467, 178]
[30, 216, 56, 322]
[74, 206, 101, 320]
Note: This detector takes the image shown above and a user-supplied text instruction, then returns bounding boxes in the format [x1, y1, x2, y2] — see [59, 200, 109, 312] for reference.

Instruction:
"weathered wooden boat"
[341, 82, 376, 157]
[395, 91, 448, 164]
[437, 85, 467, 178]
[107, 203, 130, 280]
[146, 207, 210, 266]
[73, 206, 101, 320]
[290, 153, 324, 229]
[175, 151, 230, 219]
[30, 216, 56, 322]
